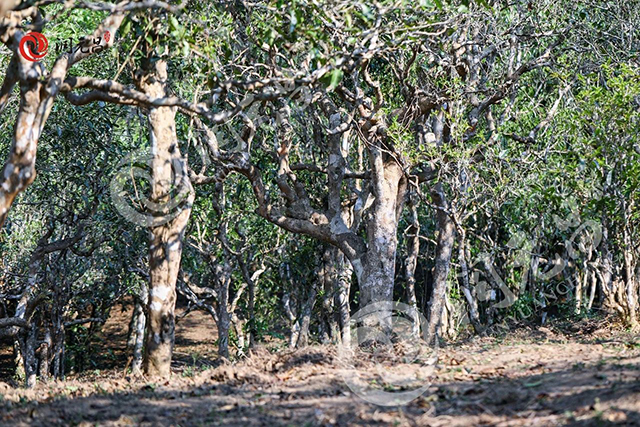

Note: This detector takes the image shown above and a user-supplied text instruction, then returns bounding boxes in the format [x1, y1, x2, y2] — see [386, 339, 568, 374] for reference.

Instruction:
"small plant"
[182, 366, 195, 378]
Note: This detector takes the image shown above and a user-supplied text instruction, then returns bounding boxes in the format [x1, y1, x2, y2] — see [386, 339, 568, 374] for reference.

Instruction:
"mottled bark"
[19, 322, 38, 388]
[231, 313, 246, 352]
[282, 291, 300, 347]
[622, 203, 638, 329]
[0, 76, 42, 228]
[51, 308, 65, 380]
[426, 183, 456, 346]
[248, 272, 256, 348]
[131, 284, 148, 374]
[39, 327, 52, 380]
[458, 230, 482, 333]
[334, 250, 353, 347]
[587, 269, 597, 311]
[405, 193, 421, 336]
[575, 262, 586, 315]
[597, 218, 628, 319]
[215, 263, 232, 359]
[142, 60, 194, 377]
[319, 247, 338, 343]
[358, 157, 406, 309]
[296, 285, 318, 347]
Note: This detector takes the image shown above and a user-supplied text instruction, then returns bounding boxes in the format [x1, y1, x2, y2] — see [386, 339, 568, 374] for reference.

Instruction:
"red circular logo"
[19, 32, 48, 62]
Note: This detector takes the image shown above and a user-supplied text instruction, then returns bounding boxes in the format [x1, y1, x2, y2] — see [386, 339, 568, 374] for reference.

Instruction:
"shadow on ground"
[1, 336, 639, 427]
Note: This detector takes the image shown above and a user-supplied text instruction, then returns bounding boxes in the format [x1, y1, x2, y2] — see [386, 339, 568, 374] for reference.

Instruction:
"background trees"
[0, 0, 638, 388]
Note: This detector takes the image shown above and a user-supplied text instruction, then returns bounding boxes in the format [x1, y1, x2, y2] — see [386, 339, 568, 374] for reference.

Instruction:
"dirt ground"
[1, 307, 639, 426]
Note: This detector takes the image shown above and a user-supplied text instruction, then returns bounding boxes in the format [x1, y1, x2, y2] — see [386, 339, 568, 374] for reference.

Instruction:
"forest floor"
[1, 306, 639, 426]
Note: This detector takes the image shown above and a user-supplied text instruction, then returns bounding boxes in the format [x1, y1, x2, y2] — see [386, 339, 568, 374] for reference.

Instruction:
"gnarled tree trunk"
[426, 183, 456, 346]
[356, 157, 407, 309]
[334, 249, 353, 347]
[141, 59, 194, 377]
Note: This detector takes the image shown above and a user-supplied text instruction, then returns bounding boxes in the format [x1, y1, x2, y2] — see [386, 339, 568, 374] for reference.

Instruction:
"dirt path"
[1, 318, 639, 426]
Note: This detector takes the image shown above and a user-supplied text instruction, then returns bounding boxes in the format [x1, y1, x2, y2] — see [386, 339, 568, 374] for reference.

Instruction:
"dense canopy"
[0, 0, 638, 424]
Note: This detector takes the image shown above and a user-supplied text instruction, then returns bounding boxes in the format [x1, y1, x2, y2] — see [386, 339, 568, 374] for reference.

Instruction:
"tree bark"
[131, 283, 148, 374]
[334, 249, 353, 347]
[458, 230, 482, 333]
[295, 284, 318, 347]
[18, 322, 38, 388]
[587, 269, 597, 311]
[319, 247, 338, 343]
[405, 193, 421, 336]
[426, 183, 456, 346]
[622, 201, 638, 329]
[215, 264, 232, 359]
[39, 327, 52, 380]
[357, 157, 406, 309]
[142, 59, 194, 377]
[248, 272, 256, 348]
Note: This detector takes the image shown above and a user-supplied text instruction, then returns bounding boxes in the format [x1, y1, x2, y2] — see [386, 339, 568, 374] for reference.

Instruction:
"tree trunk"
[575, 261, 587, 315]
[132, 283, 148, 374]
[319, 247, 336, 343]
[39, 327, 52, 380]
[231, 313, 245, 353]
[295, 285, 318, 347]
[426, 183, 456, 346]
[0, 80, 41, 228]
[248, 273, 256, 348]
[347, 156, 406, 336]
[283, 292, 300, 347]
[142, 60, 194, 377]
[217, 305, 230, 359]
[587, 269, 597, 311]
[458, 230, 482, 333]
[126, 306, 137, 350]
[52, 315, 65, 379]
[598, 221, 628, 319]
[405, 193, 421, 336]
[335, 250, 353, 347]
[216, 265, 232, 359]
[357, 157, 406, 309]
[18, 322, 38, 388]
[621, 200, 638, 328]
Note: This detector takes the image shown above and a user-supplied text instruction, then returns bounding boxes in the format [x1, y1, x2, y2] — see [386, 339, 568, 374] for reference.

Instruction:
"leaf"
[345, 12, 352, 28]
[169, 15, 180, 31]
[120, 20, 131, 38]
[267, 27, 278, 46]
[327, 69, 343, 91]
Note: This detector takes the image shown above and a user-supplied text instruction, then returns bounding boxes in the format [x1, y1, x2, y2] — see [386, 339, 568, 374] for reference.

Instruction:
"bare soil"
[1, 308, 639, 426]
